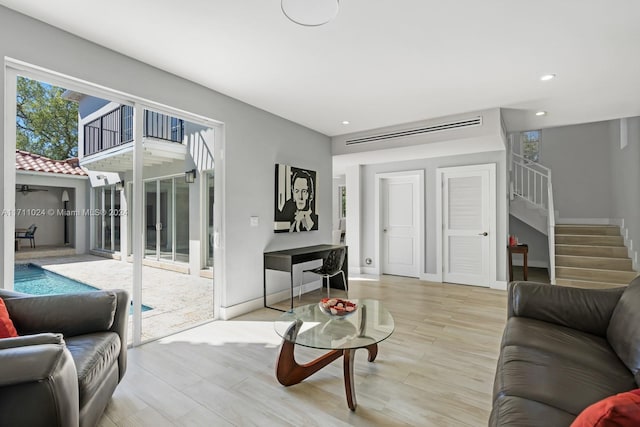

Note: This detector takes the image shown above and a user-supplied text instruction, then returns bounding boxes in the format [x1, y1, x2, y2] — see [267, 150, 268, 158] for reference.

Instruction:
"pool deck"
[23, 254, 214, 343]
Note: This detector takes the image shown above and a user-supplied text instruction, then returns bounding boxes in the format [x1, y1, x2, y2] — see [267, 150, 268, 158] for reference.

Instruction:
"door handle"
[383, 229, 387, 232]
[478, 232, 488, 236]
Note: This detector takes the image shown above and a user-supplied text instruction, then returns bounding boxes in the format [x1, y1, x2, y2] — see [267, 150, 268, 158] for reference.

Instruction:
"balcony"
[82, 106, 186, 172]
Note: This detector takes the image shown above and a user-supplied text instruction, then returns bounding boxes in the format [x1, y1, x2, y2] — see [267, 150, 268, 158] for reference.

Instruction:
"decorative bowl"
[318, 298, 357, 317]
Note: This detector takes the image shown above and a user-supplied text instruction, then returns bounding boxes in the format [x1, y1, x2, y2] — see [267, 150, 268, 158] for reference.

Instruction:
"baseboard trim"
[221, 281, 322, 320]
[361, 267, 378, 275]
[423, 273, 442, 282]
[348, 267, 362, 275]
[219, 298, 265, 320]
[492, 281, 508, 290]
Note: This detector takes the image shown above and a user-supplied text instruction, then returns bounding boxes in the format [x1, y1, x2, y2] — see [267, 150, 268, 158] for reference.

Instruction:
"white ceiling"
[2, 0, 639, 136]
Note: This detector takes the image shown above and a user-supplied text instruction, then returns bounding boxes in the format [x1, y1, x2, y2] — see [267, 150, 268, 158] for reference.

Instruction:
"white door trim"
[374, 170, 425, 277]
[436, 163, 496, 286]
[4, 58, 225, 339]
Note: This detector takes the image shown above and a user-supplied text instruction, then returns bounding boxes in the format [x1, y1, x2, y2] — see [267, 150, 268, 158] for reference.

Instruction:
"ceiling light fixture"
[535, 111, 547, 116]
[540, 74, 556, 81]
[342, 120, 350, 125]
[281, 0, 340, 27]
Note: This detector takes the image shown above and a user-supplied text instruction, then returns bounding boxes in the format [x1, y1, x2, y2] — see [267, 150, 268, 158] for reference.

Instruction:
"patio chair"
[300, 247, 347, 299]
[15, 224, 37, 248]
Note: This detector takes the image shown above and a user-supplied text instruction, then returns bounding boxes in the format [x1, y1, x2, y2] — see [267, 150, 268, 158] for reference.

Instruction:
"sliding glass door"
[144, 176, 189, 263]
[93, 185, 122, 253]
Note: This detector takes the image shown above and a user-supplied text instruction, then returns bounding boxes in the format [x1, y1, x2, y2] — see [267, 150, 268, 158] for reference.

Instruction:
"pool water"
[14, 263, 152, 313]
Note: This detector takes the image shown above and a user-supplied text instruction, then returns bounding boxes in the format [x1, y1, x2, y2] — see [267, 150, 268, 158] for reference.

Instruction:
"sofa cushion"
[65, 332, 121, 407]
[607, 276, 640, 385]
[501, 317, 629, 373]
[509, 282, 625, 337]
[494, 344, 636, 416]
[5, 291, 117, 337]
[570, 389, 640, 427]
[490, 395, 575, 427]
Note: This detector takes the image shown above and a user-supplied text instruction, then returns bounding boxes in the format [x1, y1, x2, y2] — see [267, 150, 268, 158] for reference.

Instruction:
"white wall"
[359, 150, 508, 282]
[538, 121, 613, 219]
[609, 117, 640, 267]
[0, 6, 332, 312]
[14, 173, 88, 251]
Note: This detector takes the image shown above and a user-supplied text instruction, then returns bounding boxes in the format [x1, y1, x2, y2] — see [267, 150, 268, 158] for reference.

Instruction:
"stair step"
[555, 244, 629, 258]
[556, 278, 628, 290]
[556, 266, 637, 284]
[555, 235, 624, 246]
[555, 224, 620, 236]
[555, 255, 633, 271]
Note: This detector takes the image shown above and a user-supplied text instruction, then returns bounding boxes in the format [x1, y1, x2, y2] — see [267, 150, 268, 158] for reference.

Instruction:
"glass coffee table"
[273, 299, 394, 410]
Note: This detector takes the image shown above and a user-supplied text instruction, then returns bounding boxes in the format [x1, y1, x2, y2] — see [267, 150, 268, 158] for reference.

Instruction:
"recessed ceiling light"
[540, 74, 556, 81]
[342, 120, 350, 125]
[535, 111, 547, 116]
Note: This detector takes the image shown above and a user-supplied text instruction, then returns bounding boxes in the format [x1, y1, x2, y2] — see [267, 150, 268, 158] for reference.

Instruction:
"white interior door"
[441, 165, 495, 286]
[381, 175, 419, 277]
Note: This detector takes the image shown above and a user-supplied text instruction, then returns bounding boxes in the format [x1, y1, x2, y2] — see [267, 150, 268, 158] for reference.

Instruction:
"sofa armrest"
[0, 334, 69, 385]
[0, 332, 64, 350]
[508, 281, 625, 336]
[0, 289, 30, 299]
[109, 289, 130, 382]
[5, 291, 118, 337]
[0, 336, 79, 427]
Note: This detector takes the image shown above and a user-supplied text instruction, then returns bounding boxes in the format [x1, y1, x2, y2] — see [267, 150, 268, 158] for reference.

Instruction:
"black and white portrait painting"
[274, 164, 318, 233]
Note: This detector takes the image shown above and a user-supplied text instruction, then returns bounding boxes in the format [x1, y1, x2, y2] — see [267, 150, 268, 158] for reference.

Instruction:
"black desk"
[263, 244, 348, 311]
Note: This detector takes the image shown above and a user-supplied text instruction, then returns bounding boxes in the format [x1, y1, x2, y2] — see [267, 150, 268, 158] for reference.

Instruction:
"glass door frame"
[3, 61, 224, 347]
[92, 185, 121, 253]
[144, 175, 187, 264]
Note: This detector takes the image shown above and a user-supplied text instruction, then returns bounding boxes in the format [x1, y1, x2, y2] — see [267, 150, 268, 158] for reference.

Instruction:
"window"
[520, 130, 541, 162]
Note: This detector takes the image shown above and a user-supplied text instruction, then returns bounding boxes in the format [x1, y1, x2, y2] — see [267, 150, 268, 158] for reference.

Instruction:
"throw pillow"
[571, 389, 640, 427]
[0, 298, 18, 338]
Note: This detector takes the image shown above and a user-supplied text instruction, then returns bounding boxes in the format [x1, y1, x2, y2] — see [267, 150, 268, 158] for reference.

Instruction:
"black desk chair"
[16, 224, 37, 248]
[300, 247, 347, 299]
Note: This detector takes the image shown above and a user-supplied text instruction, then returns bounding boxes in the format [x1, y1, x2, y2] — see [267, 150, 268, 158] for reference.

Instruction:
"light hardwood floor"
[99, 275, 508, 427]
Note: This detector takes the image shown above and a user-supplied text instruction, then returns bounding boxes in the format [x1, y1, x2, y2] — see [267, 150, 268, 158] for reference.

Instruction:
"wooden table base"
[275, 320, 378, 411]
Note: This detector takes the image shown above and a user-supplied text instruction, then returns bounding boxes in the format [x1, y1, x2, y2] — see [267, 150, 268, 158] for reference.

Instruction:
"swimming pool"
[14, 263, 152, 312]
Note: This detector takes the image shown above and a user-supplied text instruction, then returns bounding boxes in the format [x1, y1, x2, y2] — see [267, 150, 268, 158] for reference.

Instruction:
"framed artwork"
[274, 164, 318, 233]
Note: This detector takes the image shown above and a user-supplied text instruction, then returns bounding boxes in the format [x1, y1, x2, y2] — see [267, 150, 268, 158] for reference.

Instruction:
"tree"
[16, 77, 78, 160]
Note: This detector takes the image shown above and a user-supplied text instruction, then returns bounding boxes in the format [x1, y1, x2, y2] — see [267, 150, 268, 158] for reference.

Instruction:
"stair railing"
[547, 176, 556, 284]
[511, 152, 557, 284]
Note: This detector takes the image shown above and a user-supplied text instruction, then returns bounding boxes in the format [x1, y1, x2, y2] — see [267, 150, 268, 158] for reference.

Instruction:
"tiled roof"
[15, 150, 87, 176]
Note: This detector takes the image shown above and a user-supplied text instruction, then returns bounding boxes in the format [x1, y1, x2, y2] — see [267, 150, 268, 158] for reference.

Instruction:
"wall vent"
[345, 116, 482, 145]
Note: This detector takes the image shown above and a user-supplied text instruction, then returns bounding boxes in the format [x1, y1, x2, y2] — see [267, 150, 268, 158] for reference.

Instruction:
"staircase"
[509, 151, 556, 283]
[555, 225, 637, 288]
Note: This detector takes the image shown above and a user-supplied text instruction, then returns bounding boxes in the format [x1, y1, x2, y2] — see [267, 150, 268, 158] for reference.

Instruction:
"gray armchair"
[0, 288, 129, 427]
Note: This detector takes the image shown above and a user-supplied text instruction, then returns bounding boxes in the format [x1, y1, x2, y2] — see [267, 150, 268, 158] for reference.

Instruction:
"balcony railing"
[84, 106, 184, 157]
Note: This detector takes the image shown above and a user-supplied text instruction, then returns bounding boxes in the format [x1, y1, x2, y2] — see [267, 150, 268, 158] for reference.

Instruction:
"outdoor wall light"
[185, 169, 197, 184]
[115, 181, 124, 191]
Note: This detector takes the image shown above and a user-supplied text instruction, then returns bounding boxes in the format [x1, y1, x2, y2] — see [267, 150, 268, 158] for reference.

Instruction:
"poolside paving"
[26, 254, 214, 343]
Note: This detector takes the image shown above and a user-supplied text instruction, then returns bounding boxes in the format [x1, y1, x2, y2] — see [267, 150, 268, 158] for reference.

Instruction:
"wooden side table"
[508, 244, 528, 282]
